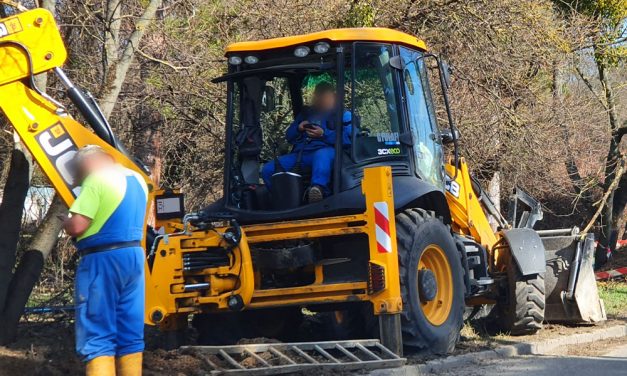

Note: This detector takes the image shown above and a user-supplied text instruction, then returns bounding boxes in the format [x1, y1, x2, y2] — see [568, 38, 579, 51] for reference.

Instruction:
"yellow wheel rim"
[418, 244, 453, 326]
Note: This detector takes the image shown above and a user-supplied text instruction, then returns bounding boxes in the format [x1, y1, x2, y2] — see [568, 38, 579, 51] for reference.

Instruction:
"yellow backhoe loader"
[0, 5, 605, 374]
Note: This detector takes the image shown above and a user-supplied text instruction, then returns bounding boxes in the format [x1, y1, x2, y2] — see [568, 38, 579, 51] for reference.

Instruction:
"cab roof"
[225, 28, 428, 54]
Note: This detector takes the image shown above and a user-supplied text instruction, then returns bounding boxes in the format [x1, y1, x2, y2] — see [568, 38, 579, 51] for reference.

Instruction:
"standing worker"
[62, 145, 148, 376]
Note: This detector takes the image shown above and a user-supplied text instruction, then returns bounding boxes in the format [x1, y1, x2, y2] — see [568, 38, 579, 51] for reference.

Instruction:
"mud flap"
[541, 229, 606, 323]
[501, 228, 546, 276]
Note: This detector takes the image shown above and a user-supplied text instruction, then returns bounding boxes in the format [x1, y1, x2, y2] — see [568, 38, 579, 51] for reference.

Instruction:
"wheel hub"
[418, 269, 438, 302]
[418, 244, 454, 326]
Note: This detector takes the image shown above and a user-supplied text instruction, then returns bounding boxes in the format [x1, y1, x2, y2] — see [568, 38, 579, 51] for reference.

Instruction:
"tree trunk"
[553, 62, 590, 204]
[0, 141, 32, 313]
[594, 47, 623, 266]
[99, 0, 163, 119]
[0, 195, 66, 344]
[609, 171, 627, 248]
[487, 171, 501, 231]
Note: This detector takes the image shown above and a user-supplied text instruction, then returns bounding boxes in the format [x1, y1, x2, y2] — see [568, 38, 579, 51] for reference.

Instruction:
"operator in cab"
[261, 82, 352, 203]
[62, 145, 148, 376]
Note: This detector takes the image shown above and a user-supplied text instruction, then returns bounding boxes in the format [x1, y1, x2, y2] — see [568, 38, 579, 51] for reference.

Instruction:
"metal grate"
[181, 339, 406, 375]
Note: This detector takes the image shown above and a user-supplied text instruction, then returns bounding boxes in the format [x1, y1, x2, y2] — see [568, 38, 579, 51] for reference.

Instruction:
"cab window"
[352, 43, 406, 161]
[399, 47, 443, 187]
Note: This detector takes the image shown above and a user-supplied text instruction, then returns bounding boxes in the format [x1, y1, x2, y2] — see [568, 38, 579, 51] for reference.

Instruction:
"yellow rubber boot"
[86, 356, 115, 376]
[116, 352, 143, 376]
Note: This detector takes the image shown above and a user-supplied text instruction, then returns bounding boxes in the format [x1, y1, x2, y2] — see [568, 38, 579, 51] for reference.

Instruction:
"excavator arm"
[0, 8, 153, 204]
[0, 7, 176, 325]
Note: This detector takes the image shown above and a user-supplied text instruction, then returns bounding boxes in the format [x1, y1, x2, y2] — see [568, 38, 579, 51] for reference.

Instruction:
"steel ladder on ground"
[181, 339, 406, 375]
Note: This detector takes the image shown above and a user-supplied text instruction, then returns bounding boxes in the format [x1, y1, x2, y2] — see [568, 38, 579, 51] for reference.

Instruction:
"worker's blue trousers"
[75, 247, 145, 361]
[262, 147, 335, 195]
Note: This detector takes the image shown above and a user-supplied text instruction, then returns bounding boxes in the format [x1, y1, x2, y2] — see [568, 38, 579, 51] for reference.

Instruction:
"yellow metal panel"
[145, 228, 255, 324]
[248, 282, 368, 308]
[444, 159, 498, 250]
[246, 226, 366, 243]
[0, 8, 67, 85]
[147, 167, 408, 320]
[226, 28, 427, 54]
[362, 166, 403, 314]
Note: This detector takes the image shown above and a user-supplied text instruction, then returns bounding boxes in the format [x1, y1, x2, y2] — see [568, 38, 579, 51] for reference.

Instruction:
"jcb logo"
[36, 123, 80, 196]
[445, 176, 460, 198]
[377, 148, 401, 155]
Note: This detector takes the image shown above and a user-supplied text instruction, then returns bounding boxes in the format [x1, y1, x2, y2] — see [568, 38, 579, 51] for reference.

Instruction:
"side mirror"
[389, 55, 403, 70]
[261, 85, 276, 112]
[441, 128, 461, 144]
[440, 60, 452, 89]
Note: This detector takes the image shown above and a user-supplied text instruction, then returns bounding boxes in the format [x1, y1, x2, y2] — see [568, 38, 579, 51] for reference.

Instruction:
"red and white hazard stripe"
[596, 267, 627, 281]
[374, 201, 392, 253]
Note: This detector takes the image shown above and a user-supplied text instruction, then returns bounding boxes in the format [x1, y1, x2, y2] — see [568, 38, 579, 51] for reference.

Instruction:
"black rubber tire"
[396, 209, 465, 354]
[501, 259, 545, 335]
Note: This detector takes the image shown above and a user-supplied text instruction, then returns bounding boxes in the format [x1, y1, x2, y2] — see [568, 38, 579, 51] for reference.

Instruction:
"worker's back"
[72, 164, 148, 252]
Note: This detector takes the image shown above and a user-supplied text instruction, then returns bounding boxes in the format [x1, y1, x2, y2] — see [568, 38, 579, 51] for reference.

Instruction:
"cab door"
[399, 47, 445, 188]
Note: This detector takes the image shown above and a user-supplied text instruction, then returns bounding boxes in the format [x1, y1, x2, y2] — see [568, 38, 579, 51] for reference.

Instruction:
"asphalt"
[371, 324, 627, 376]
[421, 339, 627, 376]
[434, 350, 627, 376]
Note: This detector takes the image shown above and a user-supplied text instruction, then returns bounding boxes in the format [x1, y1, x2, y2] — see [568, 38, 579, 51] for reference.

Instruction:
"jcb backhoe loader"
[0, 5, 605, 374]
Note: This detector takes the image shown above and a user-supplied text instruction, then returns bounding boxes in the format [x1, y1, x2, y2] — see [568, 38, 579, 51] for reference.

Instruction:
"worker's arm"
[322, 111, 352, 146]
[63, 213, 92, 237]
[65, 173, 101, 238]
[285, 113, 305, 143]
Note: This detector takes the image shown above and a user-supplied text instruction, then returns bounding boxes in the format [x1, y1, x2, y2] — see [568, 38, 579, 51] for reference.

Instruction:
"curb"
[371, 324, 627, 375]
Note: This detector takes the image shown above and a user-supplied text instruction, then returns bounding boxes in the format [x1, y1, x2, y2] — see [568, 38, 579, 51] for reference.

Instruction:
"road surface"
[435, 339, 627, 376]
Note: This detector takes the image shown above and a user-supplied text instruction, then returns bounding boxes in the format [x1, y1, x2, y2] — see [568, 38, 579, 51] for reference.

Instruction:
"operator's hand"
[306, 125, 324, 138]
[297, 121, 309, 132]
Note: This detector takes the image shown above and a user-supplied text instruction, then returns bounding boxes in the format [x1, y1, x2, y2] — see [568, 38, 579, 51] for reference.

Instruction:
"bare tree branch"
[100, 0, 163, 119]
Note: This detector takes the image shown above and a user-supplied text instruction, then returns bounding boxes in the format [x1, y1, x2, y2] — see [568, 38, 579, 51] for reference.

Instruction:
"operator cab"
[210, 29, 457, 224]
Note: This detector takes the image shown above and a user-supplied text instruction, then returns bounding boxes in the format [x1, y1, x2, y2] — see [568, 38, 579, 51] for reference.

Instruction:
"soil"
[555, 335, 627, 357]
[405, 318, 627, 364]
[1, 316, 624, 376]
[0, 320, 212, 376]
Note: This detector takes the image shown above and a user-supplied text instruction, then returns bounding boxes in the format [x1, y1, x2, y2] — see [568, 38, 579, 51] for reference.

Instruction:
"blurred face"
[313, 90, 336, 112]
[77, 152, 114, 181]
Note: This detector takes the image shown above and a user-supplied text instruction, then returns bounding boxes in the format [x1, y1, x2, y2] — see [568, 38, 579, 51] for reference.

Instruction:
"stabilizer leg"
[379, 313, 403, 356]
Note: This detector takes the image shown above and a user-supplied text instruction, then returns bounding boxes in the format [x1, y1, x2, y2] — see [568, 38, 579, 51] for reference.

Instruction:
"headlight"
[228, 56, 242, 65]
[244, 55, 259, 64]
[313, 42, 330, 54]
[294, 46, 310, 57]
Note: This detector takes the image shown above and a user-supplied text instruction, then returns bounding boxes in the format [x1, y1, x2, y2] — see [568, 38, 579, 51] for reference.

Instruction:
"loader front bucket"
[539, 228, 606, 323]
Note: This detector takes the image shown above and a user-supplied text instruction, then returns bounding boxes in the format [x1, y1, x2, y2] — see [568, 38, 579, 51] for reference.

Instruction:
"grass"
[597, 278, 627, 319]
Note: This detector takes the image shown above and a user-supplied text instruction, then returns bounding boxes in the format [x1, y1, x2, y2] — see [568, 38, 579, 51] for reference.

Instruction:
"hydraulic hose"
[54, 68, 115, 146]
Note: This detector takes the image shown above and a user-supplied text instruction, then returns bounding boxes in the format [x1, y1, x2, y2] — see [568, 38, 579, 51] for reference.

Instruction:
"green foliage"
[598, 280, 627, 318]
[555, 0, 626, 65]
[557, 0, 626, 26]
[342, 0, 376, 27]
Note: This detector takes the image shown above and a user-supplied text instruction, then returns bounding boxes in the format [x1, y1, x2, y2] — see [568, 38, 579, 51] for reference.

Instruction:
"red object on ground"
[596, 266, 627, 281]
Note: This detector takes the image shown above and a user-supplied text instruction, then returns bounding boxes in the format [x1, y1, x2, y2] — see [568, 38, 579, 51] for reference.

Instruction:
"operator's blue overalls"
[262, 109, 352, 195]
[69, 164, 148, 364]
